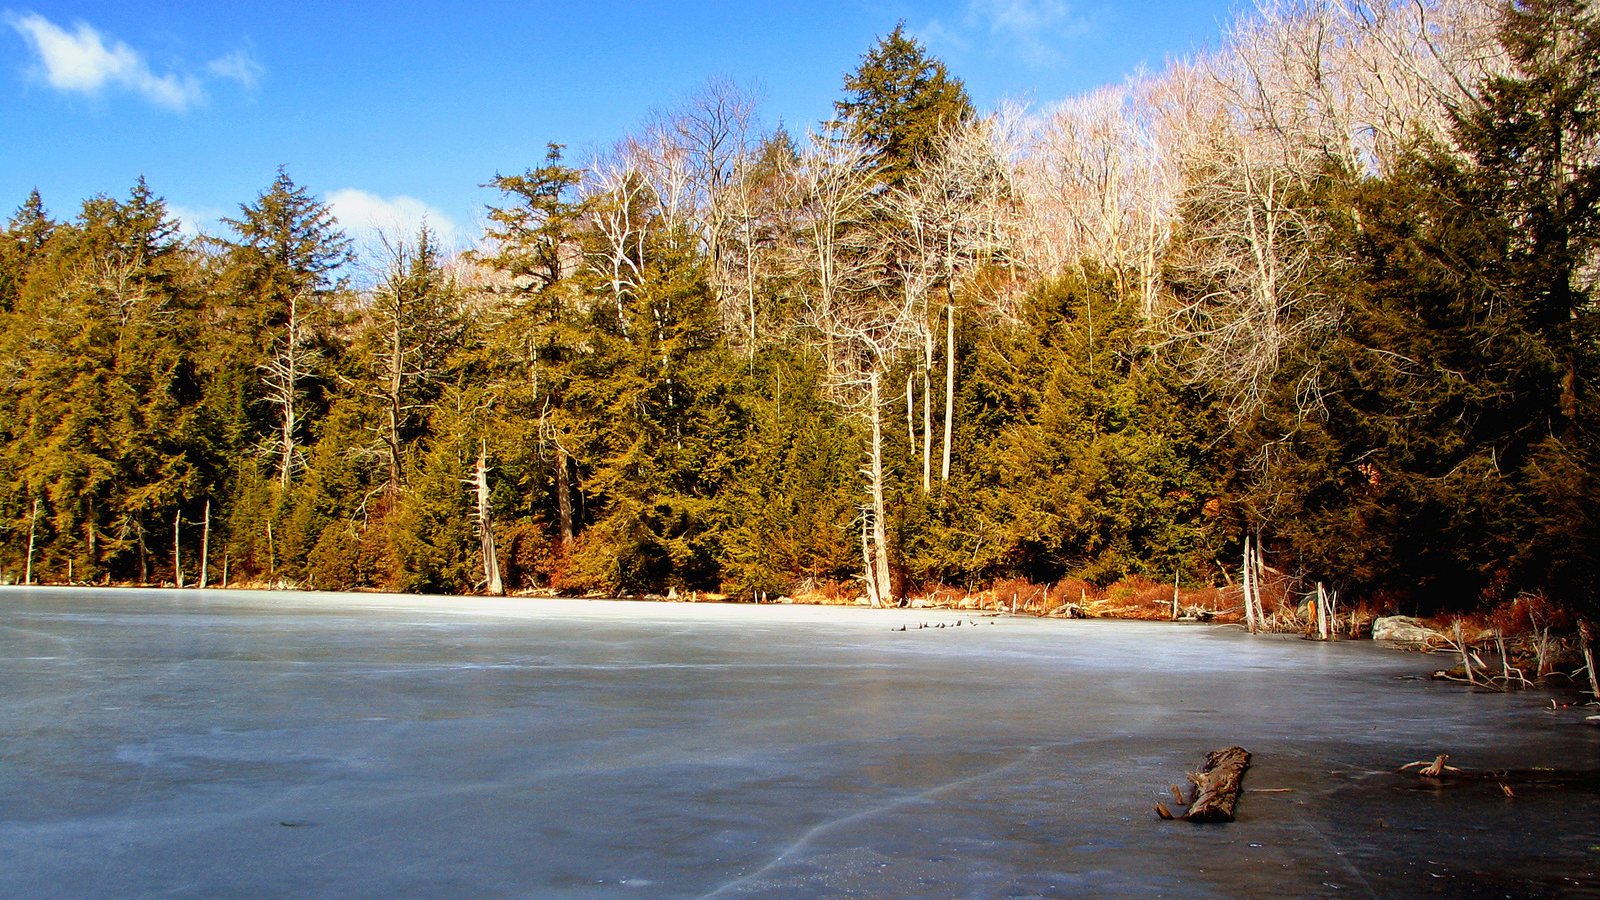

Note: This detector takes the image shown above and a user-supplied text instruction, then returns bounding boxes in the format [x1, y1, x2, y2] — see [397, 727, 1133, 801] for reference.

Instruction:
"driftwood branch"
[1399, 754, 1461, 777]
[1183, 746, 1252, 822]
[1155, 746, 1252, 823]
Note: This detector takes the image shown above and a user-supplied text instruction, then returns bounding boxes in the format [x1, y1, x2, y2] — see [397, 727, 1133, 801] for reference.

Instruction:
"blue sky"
[2, 1, 1242, 250]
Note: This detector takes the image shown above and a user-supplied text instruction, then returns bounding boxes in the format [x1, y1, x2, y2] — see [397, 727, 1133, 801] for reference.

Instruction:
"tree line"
[1, 0, 1595, 621]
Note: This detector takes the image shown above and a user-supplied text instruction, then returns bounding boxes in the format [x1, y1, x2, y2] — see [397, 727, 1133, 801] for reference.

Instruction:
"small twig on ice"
[1399, 754, 1461, 777]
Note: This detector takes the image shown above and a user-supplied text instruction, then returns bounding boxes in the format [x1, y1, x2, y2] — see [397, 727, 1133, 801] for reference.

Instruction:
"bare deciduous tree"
[260, 287, 317, 488]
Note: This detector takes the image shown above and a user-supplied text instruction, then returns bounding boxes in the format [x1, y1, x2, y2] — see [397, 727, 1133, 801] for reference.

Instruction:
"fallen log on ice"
[1156, 746, 1252, 823]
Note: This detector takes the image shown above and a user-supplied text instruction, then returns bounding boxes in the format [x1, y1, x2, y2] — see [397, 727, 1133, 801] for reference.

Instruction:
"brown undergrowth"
[889, 576, 1249, 621]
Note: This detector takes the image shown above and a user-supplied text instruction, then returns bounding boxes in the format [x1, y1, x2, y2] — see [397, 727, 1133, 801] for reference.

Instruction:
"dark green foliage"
[923, 273, 1229, 589]
[1212, 0, 1600, 616]
[219, 167, 352, 334]
[477, 145, 585, 294]
[0, 180, 228, 583]
[721, 350, 860, 596]
[835, 23, 974, 187]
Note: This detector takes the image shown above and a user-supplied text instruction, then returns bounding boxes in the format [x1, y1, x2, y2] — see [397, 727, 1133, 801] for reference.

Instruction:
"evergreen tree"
[943, 272, 1227, 587]
[0, 181, 223, 583]
[222, 169, 352, 320]
[220, 168, 352, 488]
[0, 190, 53, 312]
[1449, 0, 1600, 445]
[476, 144, 590, 569]
[1374, 0, 1599, 611]
[478, 144, 586, 294]
[365, 225, 469, 497]
[561, 190, 744, 593]
[1237, 0, 1600, 614]
[835, 24, 974, 187]
[721, 349, 859, 596]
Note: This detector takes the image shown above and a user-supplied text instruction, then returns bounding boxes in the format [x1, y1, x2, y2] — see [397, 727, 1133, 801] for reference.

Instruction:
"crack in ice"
[694, 746, 1046, 899]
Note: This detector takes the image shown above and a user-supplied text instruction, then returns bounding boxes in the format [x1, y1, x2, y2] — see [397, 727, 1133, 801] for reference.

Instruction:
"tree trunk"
[173, 510, 183, 589]
[1242, 536, 1257, 633]
[860, 510, 880, 609]
[474, 441, 503, 596]
[922, 333, 932, 494]
[278, 292, 300, 489]
[556, 443, 574, 551]
[199, 500, 210, 589]
[1180, 747, 1252, 823]
[868, 368, 892, 607]
[137, 516, 148, 584]
[386, 309, 404, 496]
[1580, 620, 1599, 701]
[941, 301, 955, 485]
[905, 371, 916, 453]
[25, 498, 38, 585]
[1253, 536, 1266, 625]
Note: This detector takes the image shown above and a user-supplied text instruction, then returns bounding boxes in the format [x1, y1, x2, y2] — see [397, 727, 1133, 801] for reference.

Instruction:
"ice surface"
[2, 587, 1597, 899]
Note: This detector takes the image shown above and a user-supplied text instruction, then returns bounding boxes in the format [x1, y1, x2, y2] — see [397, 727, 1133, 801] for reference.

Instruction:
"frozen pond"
[2, 587, 1597, 899]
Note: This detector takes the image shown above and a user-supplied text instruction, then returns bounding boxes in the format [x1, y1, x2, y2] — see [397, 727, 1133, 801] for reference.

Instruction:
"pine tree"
[366, 225, 468, 497]
[477, 144, 590, 562]
[0, 181, 223, 583]
[1242, 0, 1600, 613]
[221, 168, 352, 488]
[0, 190, 54, 312]
[835, 24, 974, 187]
[1449, 0, 1600, 442]
[1439, 0, 1600, 610]
[479, 144, 585, 295]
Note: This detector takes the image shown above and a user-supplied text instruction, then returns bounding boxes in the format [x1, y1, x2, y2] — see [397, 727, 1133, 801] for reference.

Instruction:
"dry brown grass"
[901, 576, 1260, 621]
[789, 579, 863, 605]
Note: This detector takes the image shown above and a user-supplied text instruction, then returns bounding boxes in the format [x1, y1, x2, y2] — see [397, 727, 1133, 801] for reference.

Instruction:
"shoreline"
[7, 581, 1595, 702]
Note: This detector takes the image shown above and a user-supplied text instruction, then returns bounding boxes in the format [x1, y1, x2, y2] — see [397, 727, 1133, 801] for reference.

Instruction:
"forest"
[1, 0, 1595, 622]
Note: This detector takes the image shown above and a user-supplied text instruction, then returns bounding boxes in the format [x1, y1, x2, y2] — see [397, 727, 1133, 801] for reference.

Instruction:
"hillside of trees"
[2, 0, 1595, 621]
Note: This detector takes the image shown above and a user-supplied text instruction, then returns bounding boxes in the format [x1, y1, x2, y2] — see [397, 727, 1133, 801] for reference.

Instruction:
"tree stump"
[1180, 746, 1252, 823]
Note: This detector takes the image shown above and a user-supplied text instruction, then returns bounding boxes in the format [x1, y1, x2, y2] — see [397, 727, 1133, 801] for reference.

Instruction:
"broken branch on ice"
[1154, 746, 1252, 823]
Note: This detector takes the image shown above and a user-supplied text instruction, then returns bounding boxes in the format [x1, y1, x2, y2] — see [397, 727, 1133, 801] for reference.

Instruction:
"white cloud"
[915, 19, 971, 55]
[8, 13, 264, 111]
[168, 203, 228, 238]
[921, 0, 1094, 68]
[206, 48, 262, 89]
[326, 188, 466, 252]
[7, 12, 204, 109]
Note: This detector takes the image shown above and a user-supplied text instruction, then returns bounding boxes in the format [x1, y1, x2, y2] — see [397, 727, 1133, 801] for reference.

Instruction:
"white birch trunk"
[860, 510, 879, 609]
[278, 292, 300, 489]
[25, 498, 38, 585]
[1254, 537, 1267, 626]
[1242, 536, 1257, 633]
[940, 301, 955, 485]
[199, 500, 210, 589]
[475, 441, 503, 596]
[922, 332, 933, 494]
[173, 510, 183, 589]
[905, 372, 916, 452]
[868, 368, 892, 607]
